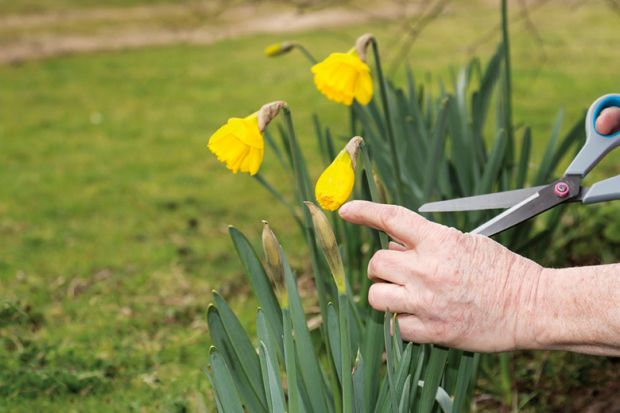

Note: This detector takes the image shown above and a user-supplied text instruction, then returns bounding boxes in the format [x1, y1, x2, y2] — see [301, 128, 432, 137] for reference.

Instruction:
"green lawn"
[1, 1, 619, 411]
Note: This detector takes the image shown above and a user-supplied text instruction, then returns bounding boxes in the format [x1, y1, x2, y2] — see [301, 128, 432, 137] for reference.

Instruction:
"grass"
[1, 1, 620, 411]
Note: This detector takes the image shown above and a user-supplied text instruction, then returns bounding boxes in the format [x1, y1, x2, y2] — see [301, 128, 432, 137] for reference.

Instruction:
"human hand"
[339, 201, 544, 353]
[596, 106, 620, 135]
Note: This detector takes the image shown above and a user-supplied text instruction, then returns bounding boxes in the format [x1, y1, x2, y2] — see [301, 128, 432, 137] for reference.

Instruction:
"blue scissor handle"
[564, 93, 620, 177]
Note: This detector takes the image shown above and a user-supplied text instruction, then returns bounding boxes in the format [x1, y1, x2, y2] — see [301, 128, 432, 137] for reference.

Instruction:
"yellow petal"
[354, 70, 373, 105]
[315, 149, 355, 211]
[311, 51, 373, 106]
[207, 115, 264, 176]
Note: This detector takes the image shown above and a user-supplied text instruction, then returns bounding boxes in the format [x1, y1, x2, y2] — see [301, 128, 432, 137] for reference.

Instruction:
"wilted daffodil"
[311, 33, 374, 106]
[208, 101, 286, 176]
[315, 136, 363, 211]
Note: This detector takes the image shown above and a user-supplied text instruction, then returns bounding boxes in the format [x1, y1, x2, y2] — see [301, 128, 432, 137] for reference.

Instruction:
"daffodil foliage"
[206, 2, 584, 412]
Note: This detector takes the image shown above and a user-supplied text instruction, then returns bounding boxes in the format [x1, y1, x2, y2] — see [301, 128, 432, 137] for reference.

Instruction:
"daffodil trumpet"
[207, 101, 286, 176]
[311, 34, 374, 106]
[315, 136, 363, 211]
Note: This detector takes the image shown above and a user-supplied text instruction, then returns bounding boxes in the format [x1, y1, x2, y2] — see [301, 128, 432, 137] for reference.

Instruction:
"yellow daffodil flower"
[208, 101, 286, 176]
[311, 34, 375, 106]
[208, 115, 263, 175]
[311, 50, 373, 106]
[315, 136, 363, 211]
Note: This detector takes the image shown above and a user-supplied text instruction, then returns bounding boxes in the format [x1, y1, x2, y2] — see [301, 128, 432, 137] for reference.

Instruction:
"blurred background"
[1, 0, 619, 411]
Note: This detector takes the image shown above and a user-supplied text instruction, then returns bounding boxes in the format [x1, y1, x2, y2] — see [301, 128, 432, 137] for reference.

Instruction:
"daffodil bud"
[257, 100, 287, 132]
[264, 42, 296, 57]
[315, 136, 364, 211]
[354, 33, 374, 63]
[304, 201, 346, 294]
[261, 220, 283, 284]
[261, 220, 287, 307]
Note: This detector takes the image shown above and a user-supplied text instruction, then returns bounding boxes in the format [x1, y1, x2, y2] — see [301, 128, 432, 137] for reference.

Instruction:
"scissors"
[419, 94, 620, 237]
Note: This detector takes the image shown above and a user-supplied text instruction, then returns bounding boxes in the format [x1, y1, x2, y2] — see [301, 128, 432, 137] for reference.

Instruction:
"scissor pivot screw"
[554, 182, 570, 198]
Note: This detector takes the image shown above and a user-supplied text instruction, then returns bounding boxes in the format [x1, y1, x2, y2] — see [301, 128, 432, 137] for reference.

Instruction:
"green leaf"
[398, 375, 412, 413]
[548, 114, 585, 177]
[515, 126, 531, 188]
[229, 226, 283, 345]
[383, 312, 399, 411]
[207, 306, 268, 413]
[282, 309, 305, 413]
[352, 350, 366, 413]
[393, 342, 413, 395]
[408, 345, 426, 408]
[422, 96, 450, 202]
[281, 247, 331, 412]
[475, 128, 507, 195]
[212, 292, 266, 401]
[472, 44, 502, 163]
[452, 353, 475, 413]
[327, 302, 342, 383]
[534, 109, 564, 184]
[258, 341, 286, 413]
[207, 346, 245, 413]
[339, 294, 354, 413]
[257, 309, 284, 407]
[418, 346, 449, 413]
[264, 129, 287, 169]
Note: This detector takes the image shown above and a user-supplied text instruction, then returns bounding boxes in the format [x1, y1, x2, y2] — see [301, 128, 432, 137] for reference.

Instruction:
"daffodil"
[305, 201, 346, 293]
[208, 101, 286, 176]
[264, 42, 295, 57]
[311, 34, 374, 106]
[315, 136, 363, 211]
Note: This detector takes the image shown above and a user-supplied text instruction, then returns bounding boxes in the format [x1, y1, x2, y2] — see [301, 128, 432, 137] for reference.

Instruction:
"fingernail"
[338, 202, 351, 215]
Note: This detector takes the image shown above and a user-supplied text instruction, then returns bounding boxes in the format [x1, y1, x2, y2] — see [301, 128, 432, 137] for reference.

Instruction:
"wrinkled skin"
[338, 106, 620, 353]
[339, 202, 542, 352]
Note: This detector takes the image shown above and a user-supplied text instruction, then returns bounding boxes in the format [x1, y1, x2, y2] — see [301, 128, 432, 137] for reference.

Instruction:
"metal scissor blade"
[471, 177, 581, 237]
[418, 186, 545, 212]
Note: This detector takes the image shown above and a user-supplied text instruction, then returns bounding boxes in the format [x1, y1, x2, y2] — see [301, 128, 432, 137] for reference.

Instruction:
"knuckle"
[380, 205, 406, 229]
[367, 285, 381, 309]
[367, 250, 387, 277]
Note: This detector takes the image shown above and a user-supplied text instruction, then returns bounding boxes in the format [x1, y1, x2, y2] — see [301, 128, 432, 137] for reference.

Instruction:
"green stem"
[349, 106, 357, 137]
[253, 173, 304, 231]
[294, 44, 318, 64]
[283, 107, 335, 331]
[370, 38, 405, 205]
[339, 294, 353, 413]
[501, 0, 514, 163]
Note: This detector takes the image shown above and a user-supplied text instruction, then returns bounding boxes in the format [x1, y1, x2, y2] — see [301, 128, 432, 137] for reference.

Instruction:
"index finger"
[338, 200, 432, 246]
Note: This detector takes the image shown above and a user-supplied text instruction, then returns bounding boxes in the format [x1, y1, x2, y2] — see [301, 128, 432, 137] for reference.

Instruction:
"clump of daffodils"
[207, 101, 286, 175]
[311, 33, 374, 106]
[315, 136, 363, 211]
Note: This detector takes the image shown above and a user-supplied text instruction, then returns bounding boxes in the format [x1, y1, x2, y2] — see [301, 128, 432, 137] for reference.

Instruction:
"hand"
[595, 106, 620, 135]
[339, 201, 544, 353]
